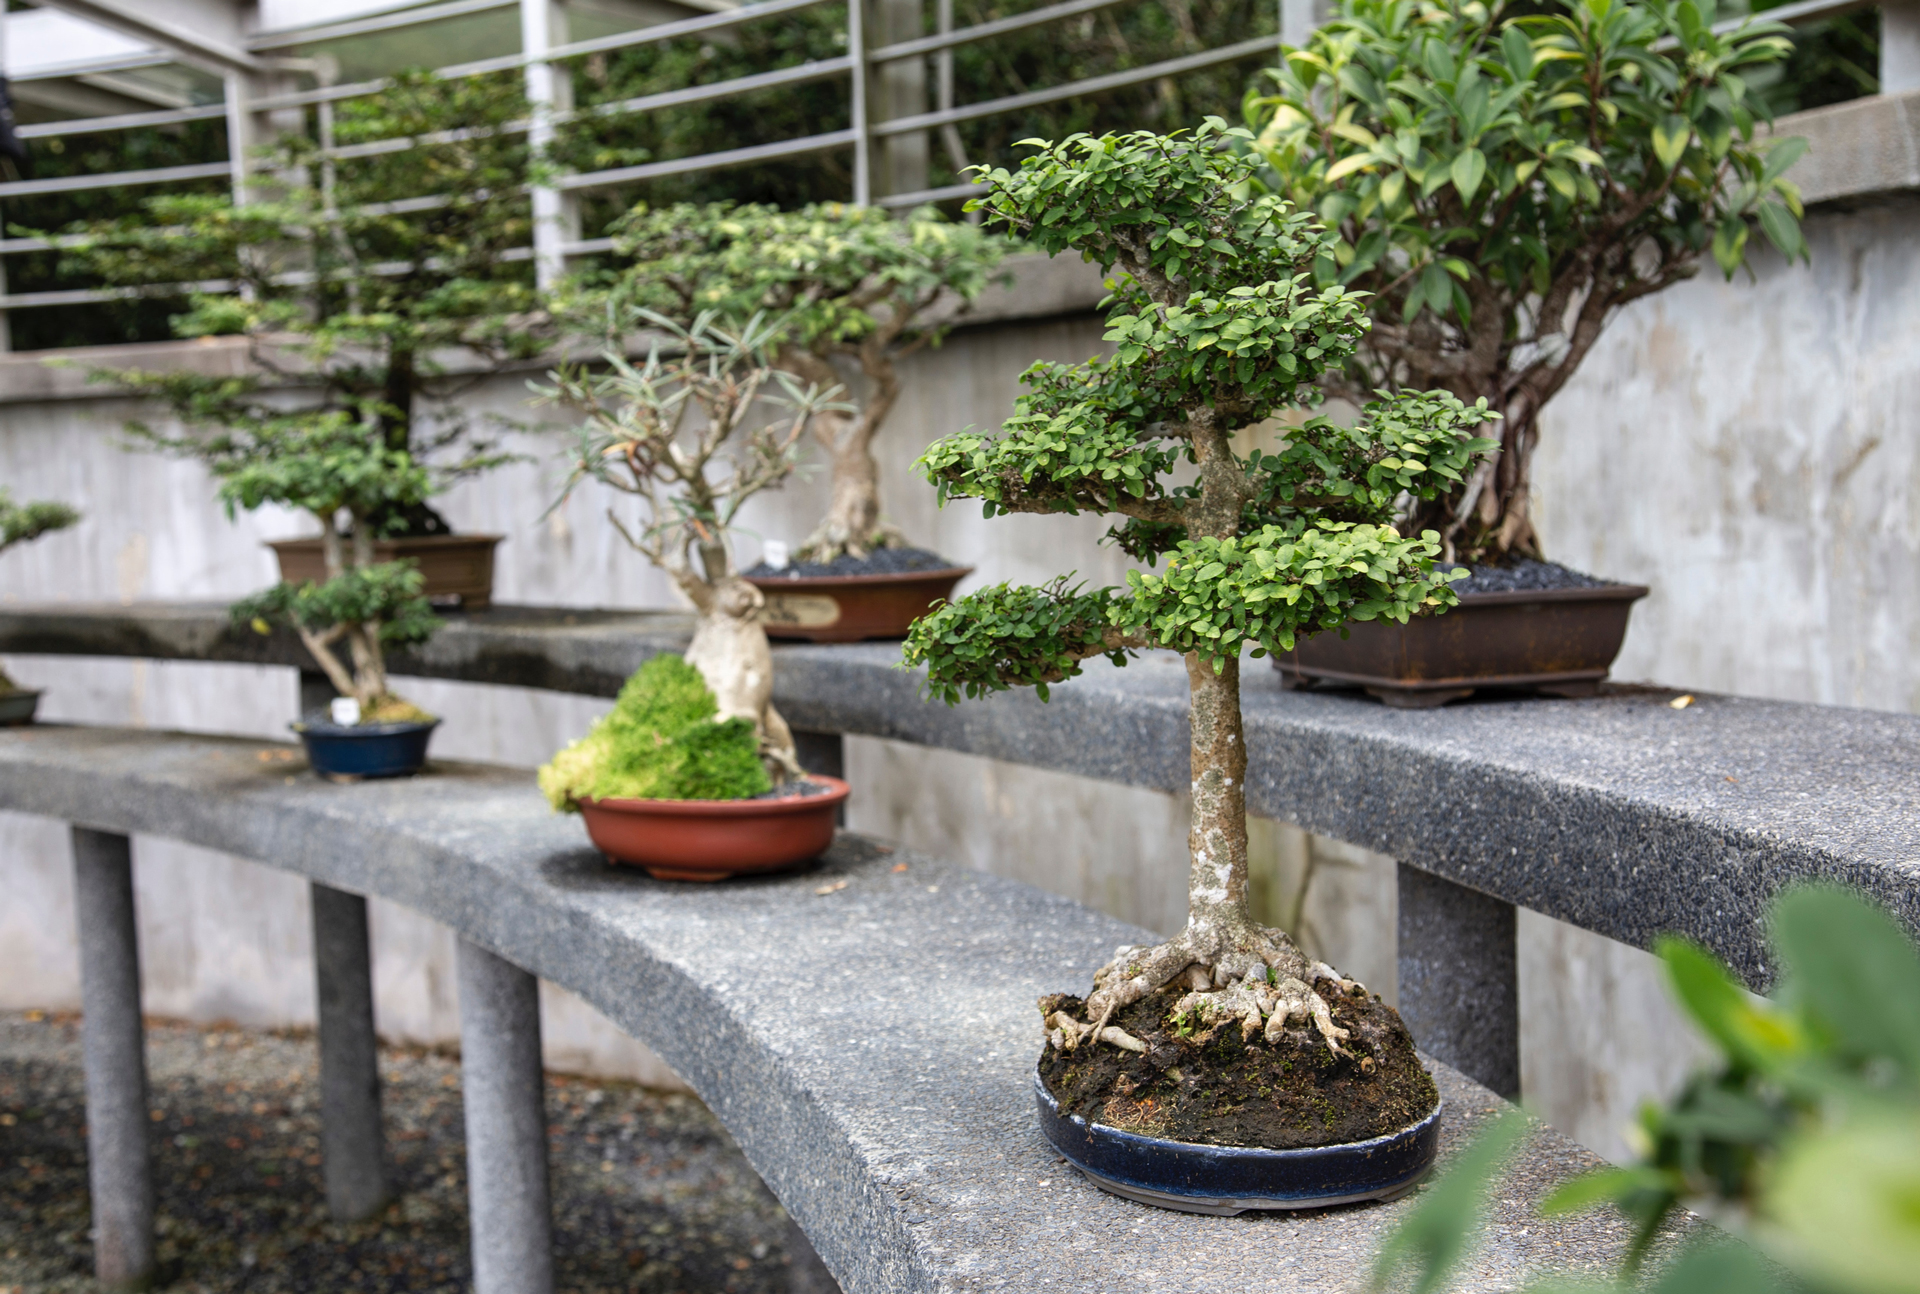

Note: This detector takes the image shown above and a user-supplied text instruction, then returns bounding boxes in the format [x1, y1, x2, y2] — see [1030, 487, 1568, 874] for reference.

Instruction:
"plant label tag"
[330, 697, 361, 725]
[758, 593, 842, 628]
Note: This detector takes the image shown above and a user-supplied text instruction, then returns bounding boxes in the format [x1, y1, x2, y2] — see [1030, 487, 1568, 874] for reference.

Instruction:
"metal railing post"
[71, 827, 156, 1291]
[521, 0, 573, 290]
[850, 0, 872, 205]
[1884, 0, 1920, 94]
[457, 936, 555, 1294]
[869, 0, 931, 203]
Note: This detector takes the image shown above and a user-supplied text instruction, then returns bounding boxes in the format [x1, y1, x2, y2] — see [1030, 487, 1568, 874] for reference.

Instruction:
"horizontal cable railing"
[0, 0, 1893, 345]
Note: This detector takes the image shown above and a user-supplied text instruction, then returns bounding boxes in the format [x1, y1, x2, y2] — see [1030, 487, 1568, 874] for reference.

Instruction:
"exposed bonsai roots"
[683, 577, 801, 779]
[1069, 923, 1358, 1058]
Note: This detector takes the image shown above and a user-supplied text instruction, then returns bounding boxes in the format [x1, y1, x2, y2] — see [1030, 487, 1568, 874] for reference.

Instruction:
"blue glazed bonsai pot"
[1034, 1068, 1440, 1215]
[291, 715, 439, 781]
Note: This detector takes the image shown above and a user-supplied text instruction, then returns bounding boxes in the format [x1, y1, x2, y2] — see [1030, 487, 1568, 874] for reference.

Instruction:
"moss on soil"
[1037, 982, 1437, 1151]
[539, 656, 771, 810]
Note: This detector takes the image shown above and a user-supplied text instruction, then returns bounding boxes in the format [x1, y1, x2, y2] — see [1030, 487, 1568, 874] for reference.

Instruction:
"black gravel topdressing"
[0, 1012, 807, 1294]
[1445, 559, 1620, 595]
[744, 547, 958, 580]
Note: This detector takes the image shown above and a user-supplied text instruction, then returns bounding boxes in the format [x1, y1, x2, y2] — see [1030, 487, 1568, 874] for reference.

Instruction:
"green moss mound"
[539, 656, 771, 810]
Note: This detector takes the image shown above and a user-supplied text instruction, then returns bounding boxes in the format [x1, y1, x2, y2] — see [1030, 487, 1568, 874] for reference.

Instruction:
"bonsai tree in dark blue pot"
[903, 121, 1499, 1202]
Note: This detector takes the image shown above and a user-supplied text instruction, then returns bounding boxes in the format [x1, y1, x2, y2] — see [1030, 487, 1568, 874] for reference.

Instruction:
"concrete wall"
[3, 182, 1914, 1164]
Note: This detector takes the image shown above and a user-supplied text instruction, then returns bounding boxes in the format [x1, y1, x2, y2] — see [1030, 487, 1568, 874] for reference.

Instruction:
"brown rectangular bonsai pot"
[269, 535, 503, 608]
[1275, 584, 1650, 708]
[746, 566, 972, 642]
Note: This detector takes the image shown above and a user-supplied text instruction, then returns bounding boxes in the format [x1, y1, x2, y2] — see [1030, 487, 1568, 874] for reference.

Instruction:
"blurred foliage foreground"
[1373, 885, 1920, 1294]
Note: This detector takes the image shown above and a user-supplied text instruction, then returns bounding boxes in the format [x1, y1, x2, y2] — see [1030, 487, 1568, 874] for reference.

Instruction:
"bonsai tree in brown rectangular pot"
[595, 202, 1016, 641]
[1241, 0, 1806, 704]
[905, 121, 1499, 1211]
[0, 491, 79, 725]
[536, 309, 850, 879]
[57, 70, 547, 607]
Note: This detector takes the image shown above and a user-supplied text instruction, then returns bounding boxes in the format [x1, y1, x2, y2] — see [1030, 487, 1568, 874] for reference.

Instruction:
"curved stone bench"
[8, 602, 1919, 1096]
[0, 724, 1657, 1293]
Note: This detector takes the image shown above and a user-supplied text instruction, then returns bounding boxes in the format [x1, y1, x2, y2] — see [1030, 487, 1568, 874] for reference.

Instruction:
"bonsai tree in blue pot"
[132, 392, 447, 777]
[904, 121, 1498, 1208]
[0, 490, 80, 723]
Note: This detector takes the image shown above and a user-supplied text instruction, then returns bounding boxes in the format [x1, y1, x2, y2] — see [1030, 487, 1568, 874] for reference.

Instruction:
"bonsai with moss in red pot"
[542, 656, 847, 882]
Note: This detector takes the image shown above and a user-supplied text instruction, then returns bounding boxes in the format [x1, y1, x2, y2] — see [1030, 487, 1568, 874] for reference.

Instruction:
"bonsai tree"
[600, 202, 1016, 563]
[0, 491, 79, 695]
[58, 69, 546, 537]
[539, 655, 769, 810]
[132, 400, 442, 721]
[539, 310, 843, 774]
[1244, 0, 1805, 563]
[904, 122, 1497, 1064]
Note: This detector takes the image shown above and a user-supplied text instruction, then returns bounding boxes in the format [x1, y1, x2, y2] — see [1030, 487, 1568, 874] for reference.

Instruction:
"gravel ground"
[0, 1012, 807, 1293]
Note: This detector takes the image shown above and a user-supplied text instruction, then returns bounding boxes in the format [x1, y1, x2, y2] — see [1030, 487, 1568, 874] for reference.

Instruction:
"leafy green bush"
[539, 656, 772, 808]
[1243, 0, 1806, 564]
[1371, 885, 1920, 1294]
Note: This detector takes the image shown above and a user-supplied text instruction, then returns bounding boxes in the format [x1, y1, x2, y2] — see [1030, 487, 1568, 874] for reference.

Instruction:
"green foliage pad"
[539, 656, 772, 808]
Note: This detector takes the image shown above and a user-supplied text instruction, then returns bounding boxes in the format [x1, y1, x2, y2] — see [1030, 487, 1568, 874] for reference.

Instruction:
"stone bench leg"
[456, 937, 554, 1294]
[311, 882, 387, 1222]
[72, 827, 155, 1291]
[793, 730, 846, 825]
[1396, 863, 1519, 1097]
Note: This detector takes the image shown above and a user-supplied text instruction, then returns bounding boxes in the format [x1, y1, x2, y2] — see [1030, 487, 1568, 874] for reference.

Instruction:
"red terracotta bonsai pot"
[576, 776, 851, 882]
[269, 534, 503, 608]
[1275, 584, 1649, 708]
[746, 567, 972, 642]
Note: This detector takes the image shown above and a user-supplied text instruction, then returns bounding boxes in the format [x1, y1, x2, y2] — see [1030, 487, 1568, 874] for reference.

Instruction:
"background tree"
[904, 123, 1498, 1044]
[540, 311, 844, 776]
[125, 389, 442, 719]
[1243, 0, 1806, 563]
[55, 69, 545, 537]
[601, 201, 1017, 562]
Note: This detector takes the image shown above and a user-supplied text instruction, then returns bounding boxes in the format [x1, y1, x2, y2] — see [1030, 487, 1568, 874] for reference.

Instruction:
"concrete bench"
[0, 725, 1664, 1292]
[6, 602, 1917, 1098]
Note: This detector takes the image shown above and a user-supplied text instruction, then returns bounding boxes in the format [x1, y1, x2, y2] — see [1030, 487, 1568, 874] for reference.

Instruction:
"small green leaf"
[1652, 114, 1692, 171]
[1450, 147, 1488, 203]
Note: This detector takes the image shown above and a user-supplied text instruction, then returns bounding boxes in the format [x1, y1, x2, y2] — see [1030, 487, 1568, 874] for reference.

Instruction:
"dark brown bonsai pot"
[269, 535, 503, 608]
[746, 567, 971, 642]
[577, 775, 851, 882]
[1276, 583, 1649, 708]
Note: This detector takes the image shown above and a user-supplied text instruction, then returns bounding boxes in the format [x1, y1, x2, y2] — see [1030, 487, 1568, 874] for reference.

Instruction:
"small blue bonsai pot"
[292, 714, 439, 781]
[1034, 1068, 1440, 1215]
[0, 689, 42, 727]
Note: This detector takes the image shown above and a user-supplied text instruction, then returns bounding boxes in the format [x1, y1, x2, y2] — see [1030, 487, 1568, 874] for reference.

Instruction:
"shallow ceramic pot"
[0, 689, 41, 727]
[1275, 583, 1649, 708]
[1035, 1069, 1441, 1215]
[291, 716, 439, 781]
[746, 567, 971, 642]
[578, 776, 851, 882]
[269, 535, 503, 608]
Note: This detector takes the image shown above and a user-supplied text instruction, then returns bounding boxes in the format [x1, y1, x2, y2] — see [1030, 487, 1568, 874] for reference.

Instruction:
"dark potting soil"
[1445, 558, 1616, 595]
[744, 546, 957, 580]
[1037, 984, 1437, 1151]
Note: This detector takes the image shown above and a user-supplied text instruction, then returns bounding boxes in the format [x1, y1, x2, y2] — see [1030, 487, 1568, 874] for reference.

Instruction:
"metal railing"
[0, 0, 1903, 338]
